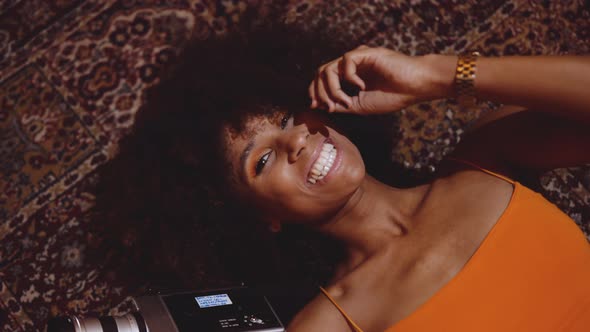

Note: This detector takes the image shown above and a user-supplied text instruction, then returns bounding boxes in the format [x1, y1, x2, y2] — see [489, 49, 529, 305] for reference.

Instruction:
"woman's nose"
[282, 127, 309, 163]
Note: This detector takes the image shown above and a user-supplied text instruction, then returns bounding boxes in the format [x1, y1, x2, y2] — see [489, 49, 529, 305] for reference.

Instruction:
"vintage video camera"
[47, 287, 287, 332]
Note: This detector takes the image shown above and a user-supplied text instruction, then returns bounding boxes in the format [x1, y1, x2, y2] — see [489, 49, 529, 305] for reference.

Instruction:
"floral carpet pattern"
[0, 0, 589, 330]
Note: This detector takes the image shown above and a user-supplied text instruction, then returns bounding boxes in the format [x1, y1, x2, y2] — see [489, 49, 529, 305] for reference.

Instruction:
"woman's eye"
[280, 112, 293, 129]
[255, 152, 271, 175]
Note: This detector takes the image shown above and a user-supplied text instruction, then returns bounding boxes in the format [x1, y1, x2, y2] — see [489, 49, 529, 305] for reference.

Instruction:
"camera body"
[48, 287, 285, 332]
[135, 287, 284, 332]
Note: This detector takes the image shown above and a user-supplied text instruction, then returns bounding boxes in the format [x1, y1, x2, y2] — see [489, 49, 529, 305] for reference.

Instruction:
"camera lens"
[47, 313, 147, 332]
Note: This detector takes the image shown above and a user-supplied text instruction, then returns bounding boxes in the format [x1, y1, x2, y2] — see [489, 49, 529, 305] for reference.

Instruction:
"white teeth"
[308, 142, 337, 184]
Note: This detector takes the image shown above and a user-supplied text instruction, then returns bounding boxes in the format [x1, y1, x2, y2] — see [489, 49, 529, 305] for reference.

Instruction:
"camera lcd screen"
[195, 294, 233, 308]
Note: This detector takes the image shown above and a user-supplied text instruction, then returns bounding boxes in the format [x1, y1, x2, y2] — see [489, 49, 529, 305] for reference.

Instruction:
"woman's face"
[223, 110, 365, 225]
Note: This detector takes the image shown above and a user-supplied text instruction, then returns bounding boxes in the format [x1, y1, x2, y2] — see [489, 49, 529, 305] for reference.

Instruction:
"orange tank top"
[320, 162, 590, 332]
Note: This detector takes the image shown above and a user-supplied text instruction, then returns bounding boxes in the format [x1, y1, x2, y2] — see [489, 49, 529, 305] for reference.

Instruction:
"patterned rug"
[1, 0, 589, 330]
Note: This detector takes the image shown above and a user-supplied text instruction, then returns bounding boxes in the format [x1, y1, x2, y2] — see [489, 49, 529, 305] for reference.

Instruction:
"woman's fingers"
[331, 90, 409, 115]
[310, 60, 354, 111]
[325, 63, 352, 109]
[308, 80, 317, 108]
[309, 46, 373, 111]
[316, 70, 335, 111]
[328, 93, 366, 114]
[342, 53, 366, 91]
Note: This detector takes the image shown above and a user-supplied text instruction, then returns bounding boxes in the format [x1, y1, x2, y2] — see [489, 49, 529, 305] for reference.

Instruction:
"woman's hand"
[309, 46, 456, 114]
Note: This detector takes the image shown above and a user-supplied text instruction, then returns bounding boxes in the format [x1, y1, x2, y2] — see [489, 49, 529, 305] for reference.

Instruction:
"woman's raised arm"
[311, 48, 590, 171]
[428, 54, 590, 123]
[311, 47, 590, 123]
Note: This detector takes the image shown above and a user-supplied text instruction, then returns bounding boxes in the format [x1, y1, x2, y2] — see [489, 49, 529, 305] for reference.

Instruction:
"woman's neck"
[317, 175, 433, 262]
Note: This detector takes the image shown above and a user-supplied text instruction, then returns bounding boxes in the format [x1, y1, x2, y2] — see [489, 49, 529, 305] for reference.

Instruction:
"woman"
[283, 47, 590, 331]
[217, 42, 590, 330]
[96, 30, 590, 331]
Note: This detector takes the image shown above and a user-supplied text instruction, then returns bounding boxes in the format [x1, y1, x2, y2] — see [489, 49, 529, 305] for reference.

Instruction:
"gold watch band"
[454, 51, 480, 108]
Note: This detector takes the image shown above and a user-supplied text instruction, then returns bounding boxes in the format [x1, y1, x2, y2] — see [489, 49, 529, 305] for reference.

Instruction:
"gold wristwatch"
[454, 51, 480, 108]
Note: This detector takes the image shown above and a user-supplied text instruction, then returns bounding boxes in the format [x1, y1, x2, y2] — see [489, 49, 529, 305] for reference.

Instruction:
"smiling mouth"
[308, 142, 337, 184]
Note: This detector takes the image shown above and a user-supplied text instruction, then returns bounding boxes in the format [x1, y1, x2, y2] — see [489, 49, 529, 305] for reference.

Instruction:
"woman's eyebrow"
[240, 139, 255, 177]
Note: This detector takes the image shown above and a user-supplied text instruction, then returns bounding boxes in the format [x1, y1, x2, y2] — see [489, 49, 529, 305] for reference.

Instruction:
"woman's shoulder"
[288, 251, 409, 331]
[287, 288, 354, 331]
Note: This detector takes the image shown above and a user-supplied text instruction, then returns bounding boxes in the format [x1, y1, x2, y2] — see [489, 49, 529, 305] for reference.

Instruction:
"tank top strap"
[319, 286, 364, 332]
[446, 157, 515, 185]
